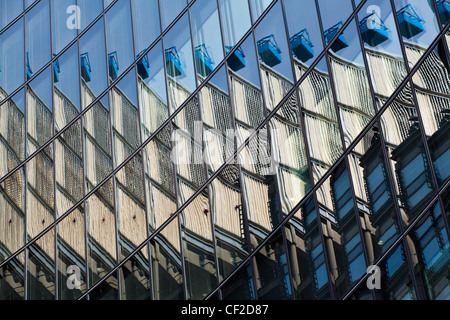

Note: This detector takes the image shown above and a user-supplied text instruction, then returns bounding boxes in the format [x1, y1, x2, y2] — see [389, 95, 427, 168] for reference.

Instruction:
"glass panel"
[190, 0, 224, 83]
[0, 170, 25, 262]
[249, 0, 272, 23]
[435, 0, 450, 25]
[26, 0, 51, 80]
[132, 0, 161, 55]
[87, 270, 119, 300]
[317, 165, 367, 299]
[284, 0, 323, 69]
[27, 235, 56, 300]
[255, 1, 294, 111]
[219, 0, 251, 49]
[408, 204, 450, 300]
[137, 41, 169, 141]
[150, 218, 184, 300]
[115, 152, 147, 262]
[85, 178, 118, 295]
[110, 69, 141, 169]
[0, 253, 25, 300]
[373, 243, 416, 300]
[0, 18, 24, 96]
[79, 19, 108, 104]
[159, 0, 187, 30]
[285, 197, 332, 300]
[393, 0, 440, 65]
[0, 0, 24, 30]
[253, 231, 292, 300]
[105, 0, 134, 82]
[412, 43, 450, 186]
[51, 0, 77, 55]
[57, 208, 87, 300]
[269, 93, 310, 215]
[180, 188, 217, 300]
[327, 19, 375, 149]
[348, 125, 401, 265]
[78, 0, 104, 31]
[164, 12, 196, 113]
[358, 0, 408, 99]
[380, 85, 435, 222]
[120, 246, 152, 300]
[220, 262, 256, 300]
[298, 57, 343, 183]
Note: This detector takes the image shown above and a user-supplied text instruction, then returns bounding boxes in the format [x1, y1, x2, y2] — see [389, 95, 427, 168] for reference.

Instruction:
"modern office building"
[0, 0, 449, 301]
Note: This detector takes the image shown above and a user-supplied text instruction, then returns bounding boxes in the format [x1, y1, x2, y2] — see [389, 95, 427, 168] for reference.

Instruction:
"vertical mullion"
[214, 0, 259, 301]
[23, 0, 28, 301]
[247, 0, 295, 301]
[314, 0, 373, 298]
[128, 0, 153, 301]
[101, 0, 121, 300]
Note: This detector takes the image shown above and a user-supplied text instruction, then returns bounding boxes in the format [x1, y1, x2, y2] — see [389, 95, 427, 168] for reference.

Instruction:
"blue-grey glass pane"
[221, 263, 256, 300]
[159, 0, 187, 30]
[132, 0, 161, 55]
[0, 0, 24, 30]
[190, 0, 224, 82]
[0, 18, 24, 96]
[78, 0, 103, 31]
[26, 0, 51, 79]
[164, 12, 196, 112]
[51, 0, 77, 55]
[318, 0, 353, 33]
[120, 247, 152, 300]
[219, 0, 251, 49]
[284, 0, 323, 68]
[255, 1, 294, 111]
[138, 41, 168, 140]
[435, 0, 450, 25]
[249, 0, 272, 23]
[27, 241, 56, 300]
[105, 0, 134, 82]
[79, 20, 107, 100]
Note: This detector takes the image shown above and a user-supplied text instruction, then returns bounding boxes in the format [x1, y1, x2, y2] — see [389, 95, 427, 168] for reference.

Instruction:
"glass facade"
[0, 0, 449, 301]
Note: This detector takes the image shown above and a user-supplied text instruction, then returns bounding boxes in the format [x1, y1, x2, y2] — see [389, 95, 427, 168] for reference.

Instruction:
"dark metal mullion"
[247, 0, 296, 300]
[214, 0, 260, 299]
[23, 0, 28, 300]
[186, 1, 222, 299]
[128, 0, 153, 300]
[101, 0, 121, 300]
[48, 0, 59, 301]
[276, 0, 308, 300]
[74, 0, 91, 302]
[314, 3, 373, 296]
[243, 0, 265, 301]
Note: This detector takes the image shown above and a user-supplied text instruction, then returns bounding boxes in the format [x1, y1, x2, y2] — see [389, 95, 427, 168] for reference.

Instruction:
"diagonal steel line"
[0, 0, 282, 268]
[342, 178, 450, 300]
[0, 0, 40, 37]
[77, 0, 389, 300]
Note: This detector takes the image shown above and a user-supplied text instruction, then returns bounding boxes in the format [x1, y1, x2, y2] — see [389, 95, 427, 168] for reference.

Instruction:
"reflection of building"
[0, 0, 449, 301]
